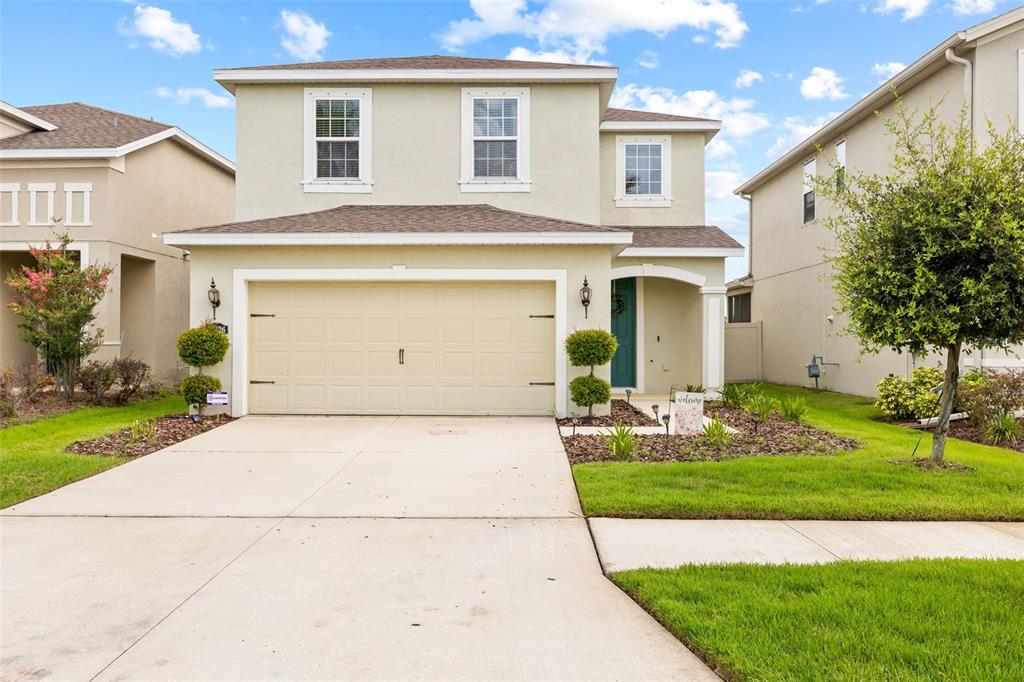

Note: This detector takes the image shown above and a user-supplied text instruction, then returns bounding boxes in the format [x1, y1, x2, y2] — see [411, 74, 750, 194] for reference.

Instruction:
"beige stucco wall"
[1, 251, 37, 367]
[973, 24, 1024, 137]
[0, 140, 234, 380]
[234, 82, 603, 224]
[185, 244, 615, 417]
[745, 39, 1024, 396]
[598, 131, 707, 226]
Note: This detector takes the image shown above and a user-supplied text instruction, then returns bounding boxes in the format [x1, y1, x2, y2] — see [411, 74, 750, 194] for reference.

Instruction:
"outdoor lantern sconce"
[580, 277, 592, 318]
[208, 277, 221, 320]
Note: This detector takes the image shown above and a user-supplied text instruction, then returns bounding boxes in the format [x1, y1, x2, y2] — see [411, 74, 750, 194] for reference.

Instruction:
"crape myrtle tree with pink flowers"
[5, 232, 112, 399]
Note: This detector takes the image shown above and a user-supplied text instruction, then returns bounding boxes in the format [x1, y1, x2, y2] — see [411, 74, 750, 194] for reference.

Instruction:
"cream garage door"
[248, 281, 556, 415]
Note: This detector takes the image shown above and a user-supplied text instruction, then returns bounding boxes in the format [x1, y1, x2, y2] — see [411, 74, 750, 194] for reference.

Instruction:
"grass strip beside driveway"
[613, 559, 1024, 682]
[1, 396, 187, 509]
[572, 386, 1024, 520]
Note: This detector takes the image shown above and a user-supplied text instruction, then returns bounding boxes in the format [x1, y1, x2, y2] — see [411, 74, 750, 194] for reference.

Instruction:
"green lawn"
[612, 559, 1024, 682]
[0, 395, 186, 508]
[573, 385, 1024, 520]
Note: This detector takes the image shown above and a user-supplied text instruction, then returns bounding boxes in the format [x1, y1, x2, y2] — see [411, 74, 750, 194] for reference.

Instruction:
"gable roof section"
[0, 101, 58, 132]
[602, 108, 714, 123]
[618, 226, 744, 256]
[163, 204, 632, 246]
[736, 5, 1024, 195]
[0, 102, 235, 174]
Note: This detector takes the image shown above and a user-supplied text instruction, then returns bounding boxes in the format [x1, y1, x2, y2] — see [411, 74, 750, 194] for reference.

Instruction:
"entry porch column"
[700, 286, 727, 392]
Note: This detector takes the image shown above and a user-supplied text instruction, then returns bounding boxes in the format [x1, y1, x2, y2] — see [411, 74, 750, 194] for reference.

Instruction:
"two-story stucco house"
[162, 55, 742, 418]
[734, 7, 1024, 397]
[0, 102, 235, 381]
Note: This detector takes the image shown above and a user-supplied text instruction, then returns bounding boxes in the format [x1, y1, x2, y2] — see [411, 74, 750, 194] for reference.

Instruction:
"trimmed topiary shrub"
[180, 374, 222, 410]
[177, 323, 230, 368]
[565, 329, 618, 419]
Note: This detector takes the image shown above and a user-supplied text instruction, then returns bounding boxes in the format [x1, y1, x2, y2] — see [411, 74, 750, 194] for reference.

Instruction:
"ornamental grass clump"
[742, 392, 778, 422]
[603, 424, 638, 460]
[177, 322, 230, 416]
[565, 329, 618, 420]
[702, 418, 732, 448]
[985, 413, 1021, 447]
[779, 397, 808, 422]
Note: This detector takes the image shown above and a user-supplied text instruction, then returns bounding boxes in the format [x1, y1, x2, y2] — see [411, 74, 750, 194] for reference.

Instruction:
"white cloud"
[505, 46, 609, 65]
[611, 84, 770, 138]
[874, 0, 931, 20]
[706, 137, 735, 159]
[706, 170, 743, 200]
[155, 86, 233, 109]
[279, 9, 331, 61]
[734, 69, 763, 88]
[872, 61, 907, 81]
[766, 113, 840, 157]
[118, 5, 201, 57]
[951, 0, 996, 14]
[637, 50, 659, 69]
[800, 67, 848, 100]
[441, 0, 749, 65]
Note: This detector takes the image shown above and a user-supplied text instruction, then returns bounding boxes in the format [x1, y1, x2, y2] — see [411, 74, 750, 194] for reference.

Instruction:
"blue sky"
[1, 0, 1011, 277]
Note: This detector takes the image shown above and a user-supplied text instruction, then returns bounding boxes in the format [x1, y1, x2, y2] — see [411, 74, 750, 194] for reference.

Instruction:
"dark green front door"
[610, 277, 637, 388]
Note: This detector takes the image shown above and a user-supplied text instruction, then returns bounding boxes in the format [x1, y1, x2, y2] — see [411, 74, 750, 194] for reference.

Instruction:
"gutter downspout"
[944, 48, 973, 131]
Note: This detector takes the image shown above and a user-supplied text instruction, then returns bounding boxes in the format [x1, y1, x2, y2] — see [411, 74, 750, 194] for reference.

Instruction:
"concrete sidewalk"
[589, 518, 1024, 572]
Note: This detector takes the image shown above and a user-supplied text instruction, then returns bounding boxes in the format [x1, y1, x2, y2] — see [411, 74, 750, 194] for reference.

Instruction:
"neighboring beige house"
[734, 8, 1024, 397]
[163, 55, 742, 417]
[0, 102, 235, 381]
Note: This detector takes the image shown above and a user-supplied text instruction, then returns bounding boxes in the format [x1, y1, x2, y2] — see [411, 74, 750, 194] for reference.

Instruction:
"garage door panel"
[249, 281, 554, 415]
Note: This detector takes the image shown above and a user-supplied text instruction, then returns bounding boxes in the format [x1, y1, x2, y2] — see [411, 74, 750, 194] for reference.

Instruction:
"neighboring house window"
[460, 87, 531, 193]
[302, 88, 372, 193]
[615, 135, 672, 207]
[28, 183, 56, 226]
[835, 140, 846, 191]
[63, 183, 92, 226]
[728, 293, 751, 324]
[0, 183, 18, 226]
[1018, 49, 1023, 134]
[802, 158, 816, 223]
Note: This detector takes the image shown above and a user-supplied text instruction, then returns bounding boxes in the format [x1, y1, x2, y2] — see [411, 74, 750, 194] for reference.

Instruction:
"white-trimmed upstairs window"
[28, 183, 56, 226]
[63, 183, 92, 226]
[460, 87, 531, 193]
[802, 158, 816, 224]
[615, 135, 672, 207]
[302, 87, 372, 193]
[0, 183, 19, 226]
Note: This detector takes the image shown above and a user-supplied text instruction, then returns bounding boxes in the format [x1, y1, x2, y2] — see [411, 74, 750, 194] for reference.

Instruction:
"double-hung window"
[460, 87, 531, 192]
[802, 158, 816, 223]
[302, 88, 372, 193]
[615, 135, 672, 207]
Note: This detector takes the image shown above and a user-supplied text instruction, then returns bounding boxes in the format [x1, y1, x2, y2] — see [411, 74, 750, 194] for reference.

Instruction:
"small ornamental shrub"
[78, 361, 116, 402]
[127, 418, 157, 443]
[112, 357, 150, 404]
[743, 393, 778, 422]
[570, 374, 611, 415]
[684, 384, 705, 394]
[719, 383, 747, 408]
[702, 418, 732, 448]
[779, 397, 808, 422]
[180, 374, 221, 410]
[875, 375, 914, 420]
[603, 424, 637, 460]
[176, 323, 230, 368]
[565, 329, 617, 419]
[911, 366, 944, 396]
[960, 369, 1024, 427]
[985, 413, 1021, 446]
[910, 390, 941, 420]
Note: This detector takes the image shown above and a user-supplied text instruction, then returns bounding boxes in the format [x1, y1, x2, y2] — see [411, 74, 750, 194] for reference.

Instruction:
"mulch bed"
[926, 418, 1024, 454]
[562, 405, 860, 464]
[0, 391, 90, 428]
[556, 399, 658, 427]
[889, 458, 976, 473]
[66, 414, 233, 458]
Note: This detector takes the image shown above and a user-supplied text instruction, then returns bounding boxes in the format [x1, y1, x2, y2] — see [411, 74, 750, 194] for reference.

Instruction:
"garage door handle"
[250, 313, 275, 318]
[529, 314, 554, 318]
[399, 348, 404, 365]
[249, 380, 275, 385]
[529, 381, 555, 386]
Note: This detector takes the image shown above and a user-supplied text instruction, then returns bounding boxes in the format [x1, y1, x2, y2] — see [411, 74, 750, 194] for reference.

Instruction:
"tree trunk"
[930, 342, 962, 463]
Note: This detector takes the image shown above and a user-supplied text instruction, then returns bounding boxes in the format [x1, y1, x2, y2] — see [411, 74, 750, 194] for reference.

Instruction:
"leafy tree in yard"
[815, 102, 1024, 462]
[5, 232, 112, 399]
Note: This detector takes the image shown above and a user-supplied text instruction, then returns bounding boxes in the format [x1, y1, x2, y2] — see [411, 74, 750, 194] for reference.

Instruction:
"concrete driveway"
[1, 416, 714, 681]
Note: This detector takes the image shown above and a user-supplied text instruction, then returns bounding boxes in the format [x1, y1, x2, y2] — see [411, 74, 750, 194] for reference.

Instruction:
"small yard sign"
[206, 391, 229, 406]
[673, 392, 705, 436]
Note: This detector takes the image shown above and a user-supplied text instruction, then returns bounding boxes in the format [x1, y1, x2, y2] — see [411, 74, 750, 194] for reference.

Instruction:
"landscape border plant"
[177, 323, 230, 417]
[565, 329, 618, 420]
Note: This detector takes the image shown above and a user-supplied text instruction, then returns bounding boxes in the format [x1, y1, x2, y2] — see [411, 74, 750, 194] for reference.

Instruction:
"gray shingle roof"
[175, 204, 624, 235]
[602, 108, 717, 124]
[628, 226, 743, 249]
[0, 103, 172, 150]
[222, 55, 610, 72]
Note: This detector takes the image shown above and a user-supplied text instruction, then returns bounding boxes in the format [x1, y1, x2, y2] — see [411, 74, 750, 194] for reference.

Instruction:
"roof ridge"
[25, 101, 175, 130]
